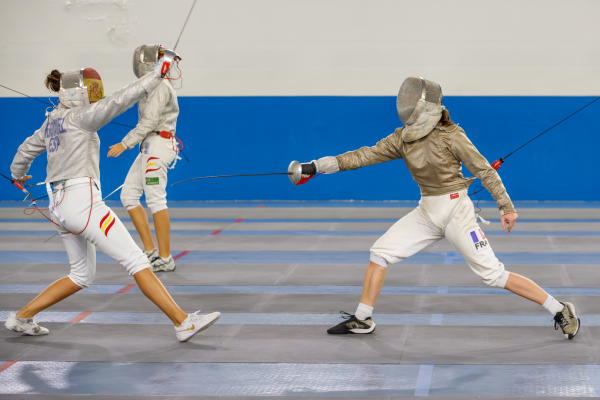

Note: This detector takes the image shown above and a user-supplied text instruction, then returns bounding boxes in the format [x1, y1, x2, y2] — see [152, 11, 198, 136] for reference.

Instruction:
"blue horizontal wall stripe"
[1, 96, 598, 201]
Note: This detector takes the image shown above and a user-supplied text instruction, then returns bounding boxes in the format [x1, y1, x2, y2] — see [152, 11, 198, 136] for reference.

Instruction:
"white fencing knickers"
[50, 178, 151, 288]
[120, 134, 178, 215]
[370, 190, 510, 288]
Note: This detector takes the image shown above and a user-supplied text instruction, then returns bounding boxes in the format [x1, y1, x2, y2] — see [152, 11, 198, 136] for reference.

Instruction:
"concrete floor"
[1, 201, 600, 398]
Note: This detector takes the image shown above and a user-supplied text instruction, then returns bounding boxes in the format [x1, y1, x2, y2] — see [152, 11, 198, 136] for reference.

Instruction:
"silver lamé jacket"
[335, 124, 515, 214]
[121, 79, 179, 149]
[11, 73, 163, 183]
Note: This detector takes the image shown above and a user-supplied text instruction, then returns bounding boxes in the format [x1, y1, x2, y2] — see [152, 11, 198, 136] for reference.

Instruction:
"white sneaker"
[151, 255, 176, 272]
[5, 312, 49, 336]
[175, 311, 221, 342]
[145, 248, 159, 262]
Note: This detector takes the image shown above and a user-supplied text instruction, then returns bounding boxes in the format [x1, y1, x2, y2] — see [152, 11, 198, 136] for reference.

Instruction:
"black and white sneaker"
[554, 302, 580, 340]
[327, 311, 376, 334]
[151, 255, 176, 272]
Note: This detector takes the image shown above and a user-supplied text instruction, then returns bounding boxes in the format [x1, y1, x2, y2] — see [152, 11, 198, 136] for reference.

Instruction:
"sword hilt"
[492, 158, 504, 171]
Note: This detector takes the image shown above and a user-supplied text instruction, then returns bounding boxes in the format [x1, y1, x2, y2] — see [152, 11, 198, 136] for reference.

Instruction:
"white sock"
[543, 295, 564, 315]
[355, 303, 373, 321]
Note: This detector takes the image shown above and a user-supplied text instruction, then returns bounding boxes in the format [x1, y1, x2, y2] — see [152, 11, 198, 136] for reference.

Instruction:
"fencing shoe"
[175, 310, 221, 342]
[5, 312, 49, 336]
[327, 312, 376, 334]
[145, 248, 159, 263]
[554, 302, 580, 340]
[151, 255, 176, 272]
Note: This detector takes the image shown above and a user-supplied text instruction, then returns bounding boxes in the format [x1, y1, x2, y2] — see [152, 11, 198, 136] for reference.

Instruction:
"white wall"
[2, 0, 600, 97]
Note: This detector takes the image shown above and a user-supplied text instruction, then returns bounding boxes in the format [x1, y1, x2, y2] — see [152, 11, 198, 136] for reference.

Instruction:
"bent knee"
[126, 256, 151, 276]
[149, 203, 167, 215]
[120, 186, 142, 210]
[129, 262, 151, 276]
[68, 271, 94, 288]
[121, 196, 141, 211]
[370, 253, 389, 268]
[484, 270, 510, 288]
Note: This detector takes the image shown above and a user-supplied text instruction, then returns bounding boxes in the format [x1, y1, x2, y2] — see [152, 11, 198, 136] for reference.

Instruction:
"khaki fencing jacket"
[335, 124, 515, 213]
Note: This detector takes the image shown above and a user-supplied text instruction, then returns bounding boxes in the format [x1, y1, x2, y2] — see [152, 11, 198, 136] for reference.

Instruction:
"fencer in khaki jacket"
[333, 124, 515, 214]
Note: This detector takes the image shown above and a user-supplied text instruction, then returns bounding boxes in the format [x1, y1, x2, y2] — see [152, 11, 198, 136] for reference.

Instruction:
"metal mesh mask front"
[60, 70, 83, 90]
[396, 77, 424, 125]
[60, 68, 103, 104]
[133, 44, 163, 78]
[423, 79, 442, 105]
[396, 77, 443, 125]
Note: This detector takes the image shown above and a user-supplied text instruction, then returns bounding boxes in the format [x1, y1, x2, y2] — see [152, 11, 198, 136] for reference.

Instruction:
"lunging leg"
[16, 277, 82, 319]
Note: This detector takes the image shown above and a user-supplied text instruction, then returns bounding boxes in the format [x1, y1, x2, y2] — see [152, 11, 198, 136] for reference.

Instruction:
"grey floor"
[1, 201, 600, 398]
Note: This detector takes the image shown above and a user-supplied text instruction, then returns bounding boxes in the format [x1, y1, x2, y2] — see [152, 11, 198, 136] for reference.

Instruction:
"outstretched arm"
[292, 130, 403, 185]
[71, 72, 163, 134]
[450, 129, 516, 216]
[335, 129, 404, 171]
[11, 127, 47, 181]
[108, 83, 171, 158]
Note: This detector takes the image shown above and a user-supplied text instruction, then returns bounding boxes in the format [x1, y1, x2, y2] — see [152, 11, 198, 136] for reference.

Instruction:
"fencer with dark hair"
[107, 44, 182, 273]
[5, 52, 220, 342]
[293, 77, 580, 340]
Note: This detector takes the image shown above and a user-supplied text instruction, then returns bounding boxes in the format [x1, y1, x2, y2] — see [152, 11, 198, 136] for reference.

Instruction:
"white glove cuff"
[313, 156, 340, 174]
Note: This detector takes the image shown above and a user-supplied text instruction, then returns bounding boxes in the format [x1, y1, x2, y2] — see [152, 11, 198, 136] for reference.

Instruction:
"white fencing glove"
[289, 156, 340, 186]
[155, 49, 181, 78]
[313, 156, 340, 174]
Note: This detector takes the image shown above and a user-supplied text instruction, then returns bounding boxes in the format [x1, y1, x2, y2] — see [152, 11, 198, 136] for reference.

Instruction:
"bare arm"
[335, 129, 403, 171]
[450, 129, 515, 213]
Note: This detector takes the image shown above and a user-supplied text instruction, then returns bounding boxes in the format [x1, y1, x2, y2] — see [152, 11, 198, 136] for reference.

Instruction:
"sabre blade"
[170, 172, 292, 187]
[24, 182, 47, 188]
[102, 184, 124, 201]
[173, 0, 197, 50]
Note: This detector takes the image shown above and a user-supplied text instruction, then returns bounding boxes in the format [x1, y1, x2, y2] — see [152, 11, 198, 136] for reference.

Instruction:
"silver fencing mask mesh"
[397, 77, 443, 126]
[58, 68, 104, 108]
[60, 70, 83, 90]
[133, 44, 164, 78]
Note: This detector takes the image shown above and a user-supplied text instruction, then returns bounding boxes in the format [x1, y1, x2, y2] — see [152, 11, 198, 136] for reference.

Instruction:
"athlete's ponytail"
[438, 108, 454, 127]
[45, 70, 61, 92]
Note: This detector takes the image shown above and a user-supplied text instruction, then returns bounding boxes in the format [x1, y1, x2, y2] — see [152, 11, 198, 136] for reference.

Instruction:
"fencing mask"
[397, 77, 444, 142]
[133, 44, 165, 78]
[58, 68, 104, 109]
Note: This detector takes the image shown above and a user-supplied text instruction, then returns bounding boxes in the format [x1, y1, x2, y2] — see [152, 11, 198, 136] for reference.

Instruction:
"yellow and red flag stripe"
[99, 211, 116, 237]
[146, 157, 161, 173]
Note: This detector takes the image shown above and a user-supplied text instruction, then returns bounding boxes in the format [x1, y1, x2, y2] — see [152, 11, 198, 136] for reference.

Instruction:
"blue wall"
[1, 96, 598, 202]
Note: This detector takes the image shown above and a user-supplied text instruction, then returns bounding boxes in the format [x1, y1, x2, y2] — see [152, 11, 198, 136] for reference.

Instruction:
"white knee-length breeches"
[370, 190, 509, 288]
[50, 178, 151, 288]
[120, 134, 178, 215]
